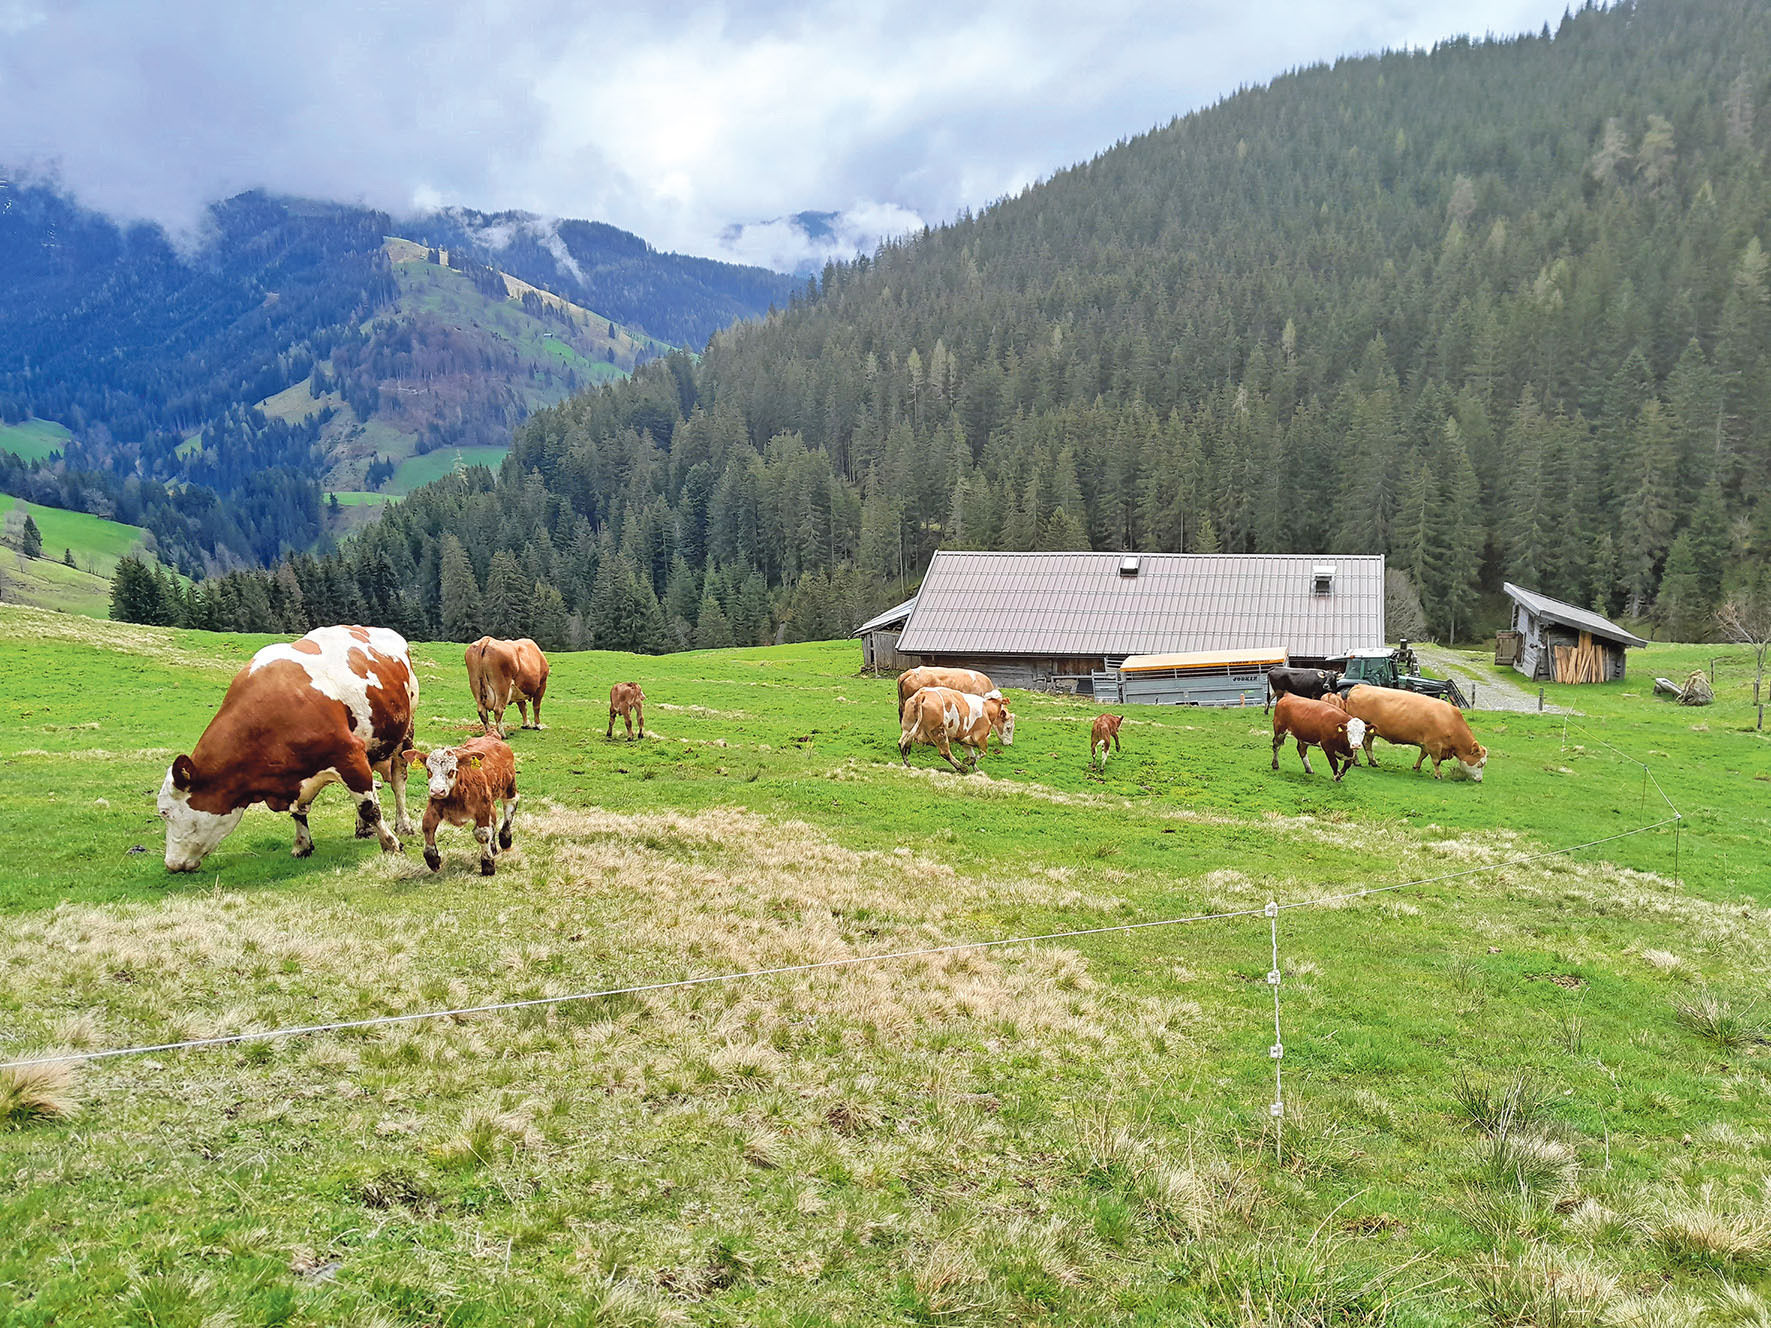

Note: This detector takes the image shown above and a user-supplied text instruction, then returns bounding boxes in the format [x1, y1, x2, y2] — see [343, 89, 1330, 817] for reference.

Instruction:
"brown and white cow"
[158, 626, 418, 872]
[1340, 685, 1488, 781]
[466, 636, 550, 737]
[899, 685, 1015, 773]
[897, 667, 1003, 751]
[607, 682, 645, 740]
[1089, 713, 1124, 771]
[1270, 694, 1366, 782]
[407, 736, 519, 875]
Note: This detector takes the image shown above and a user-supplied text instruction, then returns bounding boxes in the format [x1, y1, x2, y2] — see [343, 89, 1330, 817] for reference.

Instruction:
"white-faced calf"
[407, 736, 519, 874]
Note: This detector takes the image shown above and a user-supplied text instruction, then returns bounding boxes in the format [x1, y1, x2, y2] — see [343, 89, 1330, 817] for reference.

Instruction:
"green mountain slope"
[246, 237, 671, 495]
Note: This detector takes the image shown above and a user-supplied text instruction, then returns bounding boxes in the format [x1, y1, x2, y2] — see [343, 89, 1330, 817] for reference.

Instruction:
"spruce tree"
[693, 594, 735, 649]
[20, 514, 41, 559]
[482, 551, 529, 639]
[439, 535, 482, 641]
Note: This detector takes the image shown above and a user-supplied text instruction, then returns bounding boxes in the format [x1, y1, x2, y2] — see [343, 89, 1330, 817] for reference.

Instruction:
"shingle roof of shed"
[1503, 583, 1648, 649]
[896, 552, 1385, 658]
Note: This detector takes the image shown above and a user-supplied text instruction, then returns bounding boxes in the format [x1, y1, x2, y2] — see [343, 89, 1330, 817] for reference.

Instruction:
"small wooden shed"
[1502, 583, 1646, 684]
[853, 596, 917, 672]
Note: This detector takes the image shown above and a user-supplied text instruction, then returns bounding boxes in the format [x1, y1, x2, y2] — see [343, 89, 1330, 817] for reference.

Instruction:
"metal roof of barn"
[1502, 583, 1648, 649]
[852, 596, 918, 636]
[896, 552, 1385, 658]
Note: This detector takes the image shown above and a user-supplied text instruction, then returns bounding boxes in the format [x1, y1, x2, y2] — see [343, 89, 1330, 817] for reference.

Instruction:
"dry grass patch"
[0, 1057, 78, 1126]
[1649, 1180, 1771, 1270]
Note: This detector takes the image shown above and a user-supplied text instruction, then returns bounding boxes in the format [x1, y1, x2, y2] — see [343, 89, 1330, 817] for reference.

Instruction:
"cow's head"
[423, 748, 462, 800]
[984, 692, 1015, 746]
[159, 755, 244, 872]
[1457, 742, 1488, 782]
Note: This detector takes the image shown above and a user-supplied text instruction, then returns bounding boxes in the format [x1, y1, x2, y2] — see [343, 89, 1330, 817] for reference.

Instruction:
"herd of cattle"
[156, 626, 1488, 875]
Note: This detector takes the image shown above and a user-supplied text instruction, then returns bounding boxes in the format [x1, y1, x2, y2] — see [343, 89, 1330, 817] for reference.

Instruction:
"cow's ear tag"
[470, 756, 482, 769]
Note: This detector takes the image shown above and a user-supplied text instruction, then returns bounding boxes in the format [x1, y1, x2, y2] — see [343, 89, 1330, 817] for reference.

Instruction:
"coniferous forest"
[148, 0, 1771, 648]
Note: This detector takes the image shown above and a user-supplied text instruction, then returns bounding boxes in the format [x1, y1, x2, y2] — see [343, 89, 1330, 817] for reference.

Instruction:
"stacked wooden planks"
[1551, 631, 1607, 683]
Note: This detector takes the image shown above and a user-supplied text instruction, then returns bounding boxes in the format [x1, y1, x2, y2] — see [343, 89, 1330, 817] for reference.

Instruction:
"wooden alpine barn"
[888, 550, 1386, 700]
[1502, 582, 1647, 683]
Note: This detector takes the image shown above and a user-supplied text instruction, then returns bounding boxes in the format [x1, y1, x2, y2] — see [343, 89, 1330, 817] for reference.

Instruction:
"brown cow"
[607, 682, 645, 740]
[898, 666, 995, 715]
[899, 685, 1015, 773]
[465, 636, 550, 737]
[158, 626, 418, 871]
[1270, 694, 1367, 782]
[1340, 685, 1488, 780]
[407, 736, 519, 874]
[1089, 714, 1124, 771]
[897, 667, 1005, 752]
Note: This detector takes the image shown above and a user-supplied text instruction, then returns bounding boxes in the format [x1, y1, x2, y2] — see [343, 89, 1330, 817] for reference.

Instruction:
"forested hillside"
[168, 0, 1771, 648]
[0, 183, 792, 574]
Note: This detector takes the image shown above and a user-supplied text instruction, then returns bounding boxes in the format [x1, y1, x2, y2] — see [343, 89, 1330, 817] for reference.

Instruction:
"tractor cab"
[1334, 643, 1468, 707]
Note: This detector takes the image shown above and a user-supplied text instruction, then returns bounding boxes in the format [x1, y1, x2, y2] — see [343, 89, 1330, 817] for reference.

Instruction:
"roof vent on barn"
[1120, 555, 1141, 577]
[1312, 564, 1335, 596]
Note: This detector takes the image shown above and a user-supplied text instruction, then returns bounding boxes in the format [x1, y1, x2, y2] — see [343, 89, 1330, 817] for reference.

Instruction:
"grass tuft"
[1649, 1181, 1771, 1270]
[1467, 1249, 1619, 1326]
[1452, 1069, 1552, 1137]
[1673, 993, 1764, 1050]
[0, 1058, 77, 1127]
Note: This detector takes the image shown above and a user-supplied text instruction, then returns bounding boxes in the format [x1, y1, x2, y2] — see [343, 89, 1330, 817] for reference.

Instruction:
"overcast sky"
[1, 0, 1573, 272]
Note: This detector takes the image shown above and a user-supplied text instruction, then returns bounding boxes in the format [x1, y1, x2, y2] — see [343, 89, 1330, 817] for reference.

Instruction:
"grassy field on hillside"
[1, 607, 1767, 1325]
[0, 494, 151, 579]
[0, 550, 113, 617]
[0, 418, 71, 462]
[387, 444, 511, 494]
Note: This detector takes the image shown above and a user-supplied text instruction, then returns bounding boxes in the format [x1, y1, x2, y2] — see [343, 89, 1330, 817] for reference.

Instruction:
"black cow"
[1265, 665, 1342, 713]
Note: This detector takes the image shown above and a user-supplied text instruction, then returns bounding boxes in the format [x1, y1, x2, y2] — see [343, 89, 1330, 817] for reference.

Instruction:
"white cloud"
[0, 0, 1574, 268]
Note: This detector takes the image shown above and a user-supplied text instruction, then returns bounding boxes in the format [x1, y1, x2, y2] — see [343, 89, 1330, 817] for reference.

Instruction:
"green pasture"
[1, 607, 1767, 1325]
[0, 418, 71, 462]
[326, 490, 394, 507]
[387, 444, 510, 493]
[0, 494, 152, 579]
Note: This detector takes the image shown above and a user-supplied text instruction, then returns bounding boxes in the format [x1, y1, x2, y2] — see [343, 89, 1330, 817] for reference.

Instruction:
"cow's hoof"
[394, 819, 416, 837]
[354, 823, 374, 839]
[424, 848, 441, 872]
[480, 859, 496, 876]
[292, 841, 314, 858]
[380, 836, 402, 854]
[498, 829, 513, 850]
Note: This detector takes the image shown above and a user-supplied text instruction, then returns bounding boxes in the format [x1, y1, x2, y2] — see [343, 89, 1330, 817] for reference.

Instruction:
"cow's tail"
[1345, 718, 1367, 749]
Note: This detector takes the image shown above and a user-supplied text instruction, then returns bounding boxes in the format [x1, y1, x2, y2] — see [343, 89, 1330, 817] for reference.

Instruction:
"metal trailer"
[1114, 648, 1287, 707]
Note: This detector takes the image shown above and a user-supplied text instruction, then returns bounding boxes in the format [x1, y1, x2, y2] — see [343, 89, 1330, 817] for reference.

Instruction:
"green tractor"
[1334, 640, 1469, 708]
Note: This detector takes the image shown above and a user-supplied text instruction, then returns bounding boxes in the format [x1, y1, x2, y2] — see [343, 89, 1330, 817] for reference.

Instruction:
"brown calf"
[1089, 714, 1124, 771]
[407, 736, 519, 874]
[607, 682, 645, 740]
[1270, 694, 1367, 782]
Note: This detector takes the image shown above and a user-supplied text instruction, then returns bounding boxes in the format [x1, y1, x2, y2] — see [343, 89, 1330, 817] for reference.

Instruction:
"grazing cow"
[465, 636, 550, 737]
[899, 685, 1015, 773]
[607, 682, 645, 740]
[1270, 694, 1366, 781]
[1265, 665, 1342, 713]
[1089, 714, 1124, 771]
[407, 736, 519, 875]
[159, 626, 418, 872]
[1340, 685, 1488, 781]
[897, 666, 1005, 752]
